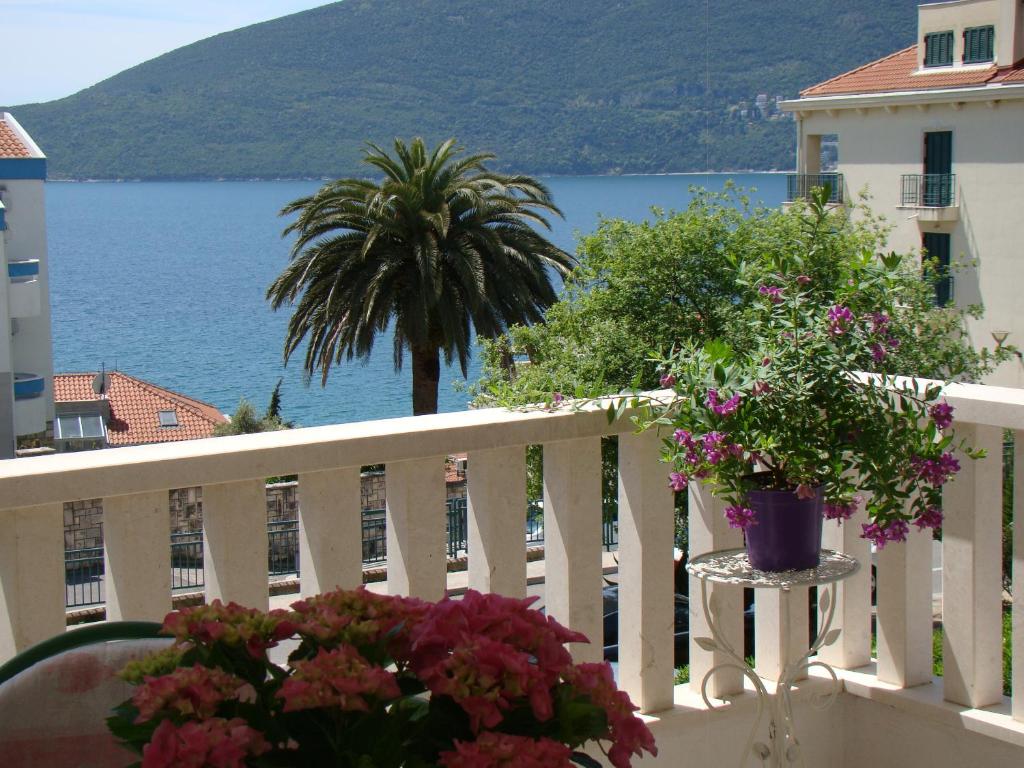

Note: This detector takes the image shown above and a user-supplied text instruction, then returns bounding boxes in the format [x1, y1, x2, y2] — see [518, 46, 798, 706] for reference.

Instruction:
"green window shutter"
[925, 31, 954, 67]
[963, 26, 994, 63]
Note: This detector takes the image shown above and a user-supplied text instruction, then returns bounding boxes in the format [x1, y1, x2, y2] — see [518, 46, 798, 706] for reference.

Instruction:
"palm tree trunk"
[411, 346, 440, 415]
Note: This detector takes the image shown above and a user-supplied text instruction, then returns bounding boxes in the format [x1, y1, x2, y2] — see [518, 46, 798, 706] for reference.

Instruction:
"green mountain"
[6, 0, 919, 180]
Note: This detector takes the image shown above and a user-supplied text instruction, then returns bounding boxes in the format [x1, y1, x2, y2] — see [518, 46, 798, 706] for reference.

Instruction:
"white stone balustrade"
[0, 382, 1022, 767]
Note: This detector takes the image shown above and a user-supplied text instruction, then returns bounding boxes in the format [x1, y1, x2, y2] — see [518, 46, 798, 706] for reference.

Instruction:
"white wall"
[798, 96, 1024, 387]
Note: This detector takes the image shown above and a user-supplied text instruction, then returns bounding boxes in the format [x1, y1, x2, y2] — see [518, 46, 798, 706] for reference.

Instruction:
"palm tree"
[267, 138, 575, 415]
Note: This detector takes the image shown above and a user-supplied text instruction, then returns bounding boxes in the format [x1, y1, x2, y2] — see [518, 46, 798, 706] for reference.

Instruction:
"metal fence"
[64, 497, 620, 608]
[785, 173, 844, 204]
[901, 173, 956, 207]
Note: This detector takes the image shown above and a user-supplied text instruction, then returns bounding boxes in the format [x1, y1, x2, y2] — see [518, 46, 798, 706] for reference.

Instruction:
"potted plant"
[107, 589, 656, 768]
[637, 192, 977, 572]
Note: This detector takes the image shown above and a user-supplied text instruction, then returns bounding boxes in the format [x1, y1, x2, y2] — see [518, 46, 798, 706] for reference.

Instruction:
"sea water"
[46, 173, 785, 427]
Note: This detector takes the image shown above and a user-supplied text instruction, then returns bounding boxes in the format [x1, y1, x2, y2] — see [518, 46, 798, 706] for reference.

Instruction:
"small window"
[963, 25, 994, 64]
[924, 31, 954, 67]
[158, 410, 179, 427]
[55, 413, 106, 440]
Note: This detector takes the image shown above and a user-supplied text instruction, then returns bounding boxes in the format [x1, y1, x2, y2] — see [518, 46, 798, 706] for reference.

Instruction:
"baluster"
[104, 491, 171, 621]
[467, 446, 527, 598]
[943, 423, 1004, 708]
[386, 457, 446, 601]
[755, 588, 808, 682]
[817, 508, 872, 669]
[0, 504, 64, 662]
[203, 479, 268, 610]
[1014, 429, 1023, 721]
[688, 480, 744, 698]
[875, 511, 932, 687]
[299, 468, 362, 597]
[544, 438, 603, 663]
[618, 429, 675, 713]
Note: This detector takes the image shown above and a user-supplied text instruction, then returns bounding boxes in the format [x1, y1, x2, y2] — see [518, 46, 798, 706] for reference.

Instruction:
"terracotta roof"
[0, 118, 31, 158]
[54, 371, 228, 446]
[801, 45, 1024, 97]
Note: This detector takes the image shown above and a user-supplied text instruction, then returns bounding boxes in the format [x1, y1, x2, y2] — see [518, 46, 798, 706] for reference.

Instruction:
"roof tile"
[801, 46, 1024, 97]
[54, 372, 228, 446]
[0, 119, 31, 158]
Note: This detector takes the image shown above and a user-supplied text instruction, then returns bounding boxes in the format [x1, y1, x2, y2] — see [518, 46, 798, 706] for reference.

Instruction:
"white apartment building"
[0, 113, 53, 458]
[783, 0, 1024, 387]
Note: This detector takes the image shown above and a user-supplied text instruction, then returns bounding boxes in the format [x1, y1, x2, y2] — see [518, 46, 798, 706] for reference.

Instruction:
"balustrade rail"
[4, 386, 1022, 765]
[785, 173, 844, 204]
[901, 173, 957, 207]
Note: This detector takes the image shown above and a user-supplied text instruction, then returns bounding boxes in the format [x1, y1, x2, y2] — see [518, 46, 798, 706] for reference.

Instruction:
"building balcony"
[7, 259, 41, 318]
[0, 384, 1022, 766]
[899, 174, 959, 222]
[12, 372, 45, 436]
[785, 173, 844, 204]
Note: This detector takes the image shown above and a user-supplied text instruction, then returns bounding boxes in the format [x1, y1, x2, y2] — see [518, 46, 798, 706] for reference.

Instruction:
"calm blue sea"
[46, 173, 786, 427]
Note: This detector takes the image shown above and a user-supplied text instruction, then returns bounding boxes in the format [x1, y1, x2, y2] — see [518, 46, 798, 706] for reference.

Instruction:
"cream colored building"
[0, 113, 53, 458]
[782, 0, 1024, 387]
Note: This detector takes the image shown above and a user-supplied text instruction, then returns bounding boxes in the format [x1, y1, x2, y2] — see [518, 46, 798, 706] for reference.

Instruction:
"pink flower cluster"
[929, 402, 954, 430]
[913, 506, 944, 530]
[439, 733, 573, 768]
[862, 519, 911, 549]
[911, 452, 961, 487]
[277, 646, 400, 713]
[824, 497, 860, 521]
[161, 600, 296, 659]
[142, 717, 269, 768]
[668, 429, 745, 494]
[758, 285, 784, 303]
[133, 664, 244, 724]
[659, 373, 676, 388]
[725, 505, 757, 530]
[827, 304, 855, 336]
[705, 388, 742, 416]
[567, 663, 658, 768]
[865, 312, 901, 362]
[290, 585, 428, 662]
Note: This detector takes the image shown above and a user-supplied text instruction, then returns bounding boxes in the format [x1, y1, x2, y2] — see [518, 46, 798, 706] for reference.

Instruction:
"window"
[158, 410, 179, 427]
[55, 413, 106, 440]
[963, 25, 994, 64]
[922, 232, 953, 307]
[924, 31, 954, 67]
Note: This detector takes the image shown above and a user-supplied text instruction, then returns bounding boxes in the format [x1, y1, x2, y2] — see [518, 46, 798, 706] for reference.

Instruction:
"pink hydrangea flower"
[277, 646, 400, 713]
[439, 733, 573, 768]
[133, 664, 244, 724]
[161, 600, 296, 659]
[141, 717, 269, 768]
[566, 662, 657, 768]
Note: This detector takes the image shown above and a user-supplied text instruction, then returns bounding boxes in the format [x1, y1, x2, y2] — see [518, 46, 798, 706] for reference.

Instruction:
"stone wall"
[63, 472, 469, 552]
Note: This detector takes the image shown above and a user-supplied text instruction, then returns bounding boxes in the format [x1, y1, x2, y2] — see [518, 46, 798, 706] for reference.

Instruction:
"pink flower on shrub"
[161, 600, 295, 659]
[861, 522, 887, 548]
[552, 392, 565, 405]
[705, 389, 741, 416]
[752, 380, 772, 397]
[861, 520, 910, 548]
[914, 506, 944, 530]
[796, 275, 811, 285]
[827, 305, 855, 336]
[869, 343, 887, 363]
[911, 452, 960, 487]
[668, 472, 688, 492]
[824, 497, 860, 521]
[758, 285, 784, 303]
[277, 646, 400, 713]
[659, 373, 676, 388]
[673, 428, 693, 447]
[133, 664, 245, 724]
[929, 402, 954, 430]
[141, 717, 269, 768]
[795, 484, 816, 500]
[567, 662, 657, 768]
[439, 733, 573, 768]
[725, 505, 757, 530]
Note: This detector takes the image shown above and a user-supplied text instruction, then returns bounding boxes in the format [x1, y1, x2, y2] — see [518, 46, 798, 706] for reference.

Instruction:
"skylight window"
[158, 410, 179, 427]
[924, 31, 954, 67]
[55, 413, 106, 440]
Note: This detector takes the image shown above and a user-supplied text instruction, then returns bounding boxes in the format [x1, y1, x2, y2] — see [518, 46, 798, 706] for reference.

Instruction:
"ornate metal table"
[686, 548, 860, 768]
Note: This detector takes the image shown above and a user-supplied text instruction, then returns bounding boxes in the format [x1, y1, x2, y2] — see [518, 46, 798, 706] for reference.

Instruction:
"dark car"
[601, 584, 755, 666]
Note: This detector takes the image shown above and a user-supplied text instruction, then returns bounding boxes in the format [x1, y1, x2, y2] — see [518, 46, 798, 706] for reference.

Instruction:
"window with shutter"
[963, 25, 994, 64]
[924, 31, 954, 67]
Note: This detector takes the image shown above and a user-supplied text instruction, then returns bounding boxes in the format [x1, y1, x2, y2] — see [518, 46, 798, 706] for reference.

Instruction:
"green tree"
[215, 379, 292, 436]
[267, 138, 574, 415]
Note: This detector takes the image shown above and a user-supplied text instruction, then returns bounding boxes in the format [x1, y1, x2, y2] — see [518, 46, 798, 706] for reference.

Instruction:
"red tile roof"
[801, 45, 1024, 97]
[54, 372, 228, 446]
[0, 119, 31, 158]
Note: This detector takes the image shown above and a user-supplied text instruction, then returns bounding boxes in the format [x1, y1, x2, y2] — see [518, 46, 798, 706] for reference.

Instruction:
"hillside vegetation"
[6, 0, 919, 180]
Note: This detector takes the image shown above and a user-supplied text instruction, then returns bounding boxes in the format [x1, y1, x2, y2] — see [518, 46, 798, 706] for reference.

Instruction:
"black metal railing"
[901, 173, 956, 207]
[785, 173, 843, 204]
[64, 497, 622, 608]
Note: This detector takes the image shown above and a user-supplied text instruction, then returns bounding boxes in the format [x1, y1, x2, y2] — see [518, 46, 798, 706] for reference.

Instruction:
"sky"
[2, 1, 331, 105]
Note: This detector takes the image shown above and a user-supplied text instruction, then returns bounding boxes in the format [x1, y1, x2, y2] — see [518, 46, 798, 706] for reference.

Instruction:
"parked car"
[601, 584, 755, 666]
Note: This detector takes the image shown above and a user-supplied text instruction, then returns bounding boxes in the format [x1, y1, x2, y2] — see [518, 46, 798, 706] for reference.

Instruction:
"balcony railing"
[2, 387, 1024, 765]
[785, 173, 843, 204]
[901, 173, 957, 207]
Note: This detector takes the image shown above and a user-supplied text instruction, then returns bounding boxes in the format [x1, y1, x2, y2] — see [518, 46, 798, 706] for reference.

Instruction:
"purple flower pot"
[745, 486, 824, 572]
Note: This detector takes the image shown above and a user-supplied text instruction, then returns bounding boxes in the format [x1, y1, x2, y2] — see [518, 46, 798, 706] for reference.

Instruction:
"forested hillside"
[6, 0, 919, 179]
